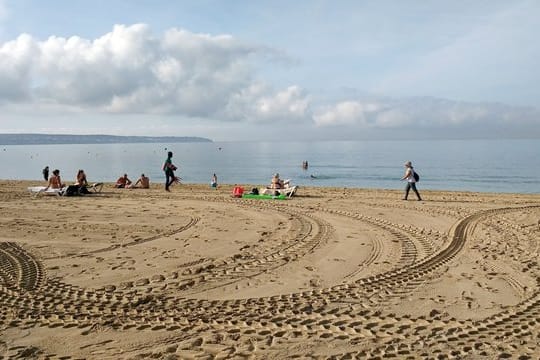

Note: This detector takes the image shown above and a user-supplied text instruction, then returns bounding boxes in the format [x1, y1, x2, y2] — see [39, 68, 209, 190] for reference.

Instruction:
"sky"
[0, 0, 539, 141]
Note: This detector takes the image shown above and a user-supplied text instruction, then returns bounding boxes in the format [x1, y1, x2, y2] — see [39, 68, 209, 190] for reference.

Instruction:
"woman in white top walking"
[401, 161, 422, 201]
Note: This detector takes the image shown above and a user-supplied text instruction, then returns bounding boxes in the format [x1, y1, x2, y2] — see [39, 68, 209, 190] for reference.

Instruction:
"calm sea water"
[1, 140, 538, 194]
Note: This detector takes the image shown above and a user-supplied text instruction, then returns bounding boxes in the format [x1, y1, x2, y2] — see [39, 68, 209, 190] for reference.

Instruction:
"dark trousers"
[404, 182, 422, 200]
[165, 169, 175, 190]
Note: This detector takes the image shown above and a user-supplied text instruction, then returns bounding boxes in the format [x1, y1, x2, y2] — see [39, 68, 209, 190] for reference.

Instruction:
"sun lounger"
[27, 186, 67, 197]
[283, 185, 298, 197]
[242, 193, 287, 200]
[28, 183, 103, 197]
[260, 185, 298, 198]
[87, 183, 103, 193]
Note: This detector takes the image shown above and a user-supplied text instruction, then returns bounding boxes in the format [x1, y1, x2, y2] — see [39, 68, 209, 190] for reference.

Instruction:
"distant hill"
[0, 134, 213, 145]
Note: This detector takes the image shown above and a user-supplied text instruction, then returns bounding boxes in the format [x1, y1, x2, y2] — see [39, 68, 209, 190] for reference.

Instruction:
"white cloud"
[313, 101, 381, 126]
[312, 96, 540, 138]
[1, 20, 539, 140]
[225, 83, 310, 123]
[0, 34, 37, 101]
[0, 23, 309, 123]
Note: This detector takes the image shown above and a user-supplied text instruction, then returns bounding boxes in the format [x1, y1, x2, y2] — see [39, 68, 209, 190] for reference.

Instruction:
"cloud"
[313, 96, 540, 138]
[1, 21, 539, 140]
[313, 101, 381, 127]
[0, 23, 308, 123]
[225, 83, 310, 123]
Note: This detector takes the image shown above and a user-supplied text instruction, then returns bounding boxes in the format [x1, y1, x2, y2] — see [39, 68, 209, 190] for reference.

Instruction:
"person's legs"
[165, 172, 171, 191]
[165, 170, 174, 191]
[403, 183, 411, 200]
[411, 183, 422, 200]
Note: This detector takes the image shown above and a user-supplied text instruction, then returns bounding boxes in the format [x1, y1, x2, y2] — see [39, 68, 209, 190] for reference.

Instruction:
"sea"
[1, 139, 539, 194]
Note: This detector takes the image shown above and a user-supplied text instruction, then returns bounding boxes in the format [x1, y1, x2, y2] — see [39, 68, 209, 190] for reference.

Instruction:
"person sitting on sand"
[115, 174, 132, 188]
[133, 174, 150, 189]
[46, 169, 64, 190]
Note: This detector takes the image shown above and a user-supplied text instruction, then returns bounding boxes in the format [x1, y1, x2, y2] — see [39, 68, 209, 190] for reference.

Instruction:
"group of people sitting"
[45, 169, 93, 195]
[43, 169, 149, 195]
[115, 173, 150, 189]
[43, 168, 294, 196]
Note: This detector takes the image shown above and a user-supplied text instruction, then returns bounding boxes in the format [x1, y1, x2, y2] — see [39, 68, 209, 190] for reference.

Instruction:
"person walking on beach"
[163, 151, 178, 192]
[42, 166, 49, 181]
[401, 161, 422, 201]
[211, 173, 218, 189]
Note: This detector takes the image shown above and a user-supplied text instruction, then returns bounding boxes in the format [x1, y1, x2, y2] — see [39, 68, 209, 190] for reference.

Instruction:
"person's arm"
[164, 159, 174, 170]
[400, 169, 411, 181]
[45, 177, 53, 190]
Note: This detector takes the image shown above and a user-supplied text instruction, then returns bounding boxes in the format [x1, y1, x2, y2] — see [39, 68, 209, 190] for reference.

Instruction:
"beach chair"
[28, 183, 103, 197]
[281, 185, 298, 198]
[27, 186, 67, 197]
[260, 185, 298, 198]
[87, 182, 104, 193]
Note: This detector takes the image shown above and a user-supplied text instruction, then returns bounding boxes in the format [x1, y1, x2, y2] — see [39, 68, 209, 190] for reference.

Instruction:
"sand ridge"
[0, 180, 539, 359]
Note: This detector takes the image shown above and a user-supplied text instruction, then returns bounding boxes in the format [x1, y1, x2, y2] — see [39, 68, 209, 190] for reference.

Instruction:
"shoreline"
[1, 179, 539, 358]
[3, 178, 540, 196]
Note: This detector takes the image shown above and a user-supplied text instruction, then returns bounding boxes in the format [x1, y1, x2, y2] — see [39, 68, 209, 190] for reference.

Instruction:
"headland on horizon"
[0, 133, 212, 145]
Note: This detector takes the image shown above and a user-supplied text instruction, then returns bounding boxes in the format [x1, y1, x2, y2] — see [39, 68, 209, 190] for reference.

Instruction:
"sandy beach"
[0, 179, 539, 359]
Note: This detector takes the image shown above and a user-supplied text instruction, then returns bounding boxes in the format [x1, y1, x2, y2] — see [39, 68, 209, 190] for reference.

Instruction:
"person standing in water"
[42, 166, 49, 181]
